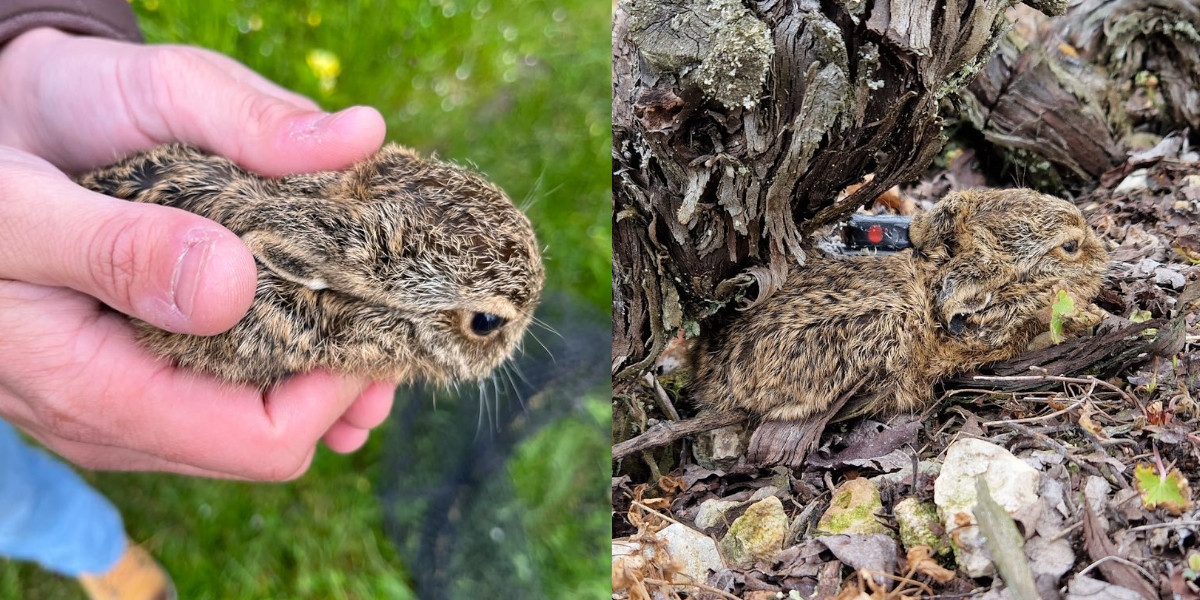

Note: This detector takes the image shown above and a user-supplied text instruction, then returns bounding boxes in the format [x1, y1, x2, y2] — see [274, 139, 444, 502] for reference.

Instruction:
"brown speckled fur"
[77, 143, 543, 388]
[690, 188, 1109, 421]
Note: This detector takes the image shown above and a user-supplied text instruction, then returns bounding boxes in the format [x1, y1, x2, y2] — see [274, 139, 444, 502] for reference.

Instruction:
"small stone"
[816, 478, 888, 536]
[657, 523, 726, 585]
[1114, 169, 1148, 194]
[695, 498, 743, 530]
[693, 424, 748, 470]
[719, 496, 788, 567]
[934, 438, 1041, 578]
[1154, 266, 1186, 289]
[749, 485, 780, 503]
[894, 498, 949, 556]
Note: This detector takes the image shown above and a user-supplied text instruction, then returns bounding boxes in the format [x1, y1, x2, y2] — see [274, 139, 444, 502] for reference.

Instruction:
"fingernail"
[170, 232, 213, 319]
[288, 107, 364, 139]
[317, 106, 370, 130]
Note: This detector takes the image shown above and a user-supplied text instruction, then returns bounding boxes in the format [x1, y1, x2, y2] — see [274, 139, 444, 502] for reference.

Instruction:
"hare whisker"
[500, 363, 525, 412]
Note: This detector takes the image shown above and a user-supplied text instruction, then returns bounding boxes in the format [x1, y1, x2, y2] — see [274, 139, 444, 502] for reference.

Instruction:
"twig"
[972, 373, 1143, 413]
[643, 371, 680, 421]
[1128, 521, 1200, 532]
[642, 578, 741, 600]
[630, 500, 686, 528]
[981, 400, 1084, 427]
[1046, 520, 1084, 542]
[1078, 555, 1156, 582]
[613, 411, 748, 460]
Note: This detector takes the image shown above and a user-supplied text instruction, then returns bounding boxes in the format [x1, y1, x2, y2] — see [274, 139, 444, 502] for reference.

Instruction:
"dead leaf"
[907, 546, 956, 583]
[819, 534, 898, 588]
[1078, 403, 1106, 438]
[1081, 498, 1157, 600]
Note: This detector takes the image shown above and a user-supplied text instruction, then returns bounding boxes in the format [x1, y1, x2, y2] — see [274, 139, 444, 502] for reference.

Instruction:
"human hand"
[0, 28, 393, 478]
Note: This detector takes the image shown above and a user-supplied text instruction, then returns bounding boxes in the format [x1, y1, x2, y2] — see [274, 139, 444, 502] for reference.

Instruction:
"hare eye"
[470, 313, 507, 336]
[1061, 240, 1079, 253]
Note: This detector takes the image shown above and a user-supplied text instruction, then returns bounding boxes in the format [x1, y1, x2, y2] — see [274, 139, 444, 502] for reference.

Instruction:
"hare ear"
[241, 231, 332, 291]
[910, 191, 972, 261]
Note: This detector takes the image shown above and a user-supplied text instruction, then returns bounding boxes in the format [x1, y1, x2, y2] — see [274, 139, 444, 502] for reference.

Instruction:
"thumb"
[132, 47, 386, 177]
[0, 149, 256, 335]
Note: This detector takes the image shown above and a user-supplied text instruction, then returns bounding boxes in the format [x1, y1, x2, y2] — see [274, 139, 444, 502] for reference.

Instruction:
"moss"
[815, 478, 888, 537]
[895, 498, 951, 557]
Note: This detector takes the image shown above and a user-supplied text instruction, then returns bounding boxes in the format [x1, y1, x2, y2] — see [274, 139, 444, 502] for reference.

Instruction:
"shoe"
[77, 541, 177, 600]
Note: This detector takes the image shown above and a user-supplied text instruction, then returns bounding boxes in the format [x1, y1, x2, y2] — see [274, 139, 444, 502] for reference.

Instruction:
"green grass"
[0, 1, 610, 598]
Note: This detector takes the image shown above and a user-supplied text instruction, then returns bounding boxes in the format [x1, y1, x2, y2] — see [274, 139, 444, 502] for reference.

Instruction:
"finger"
[0, 152, 256, 335]
[321, 422, 370, 454]
[16, 423, 249, 478]
[0, 282, 365, 480]
[189, 48, 322, 111]
[125, 46, 386, 177]
[338, 381, 397, 429]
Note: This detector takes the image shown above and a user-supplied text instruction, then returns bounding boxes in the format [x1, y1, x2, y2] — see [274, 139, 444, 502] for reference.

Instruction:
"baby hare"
[690, 188, 1109, 420]
[79, 144, 544, 388]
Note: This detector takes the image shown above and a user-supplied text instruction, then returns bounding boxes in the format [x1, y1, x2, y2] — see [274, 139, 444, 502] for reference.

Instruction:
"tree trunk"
[612, 0, 1065, 387]
[957, 0, 1200, 190]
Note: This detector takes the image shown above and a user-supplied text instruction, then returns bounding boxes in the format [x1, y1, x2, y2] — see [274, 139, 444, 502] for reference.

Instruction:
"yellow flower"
[306, 49, 341, 94]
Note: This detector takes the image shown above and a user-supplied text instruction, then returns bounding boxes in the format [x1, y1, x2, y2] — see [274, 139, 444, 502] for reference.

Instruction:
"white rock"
[658, 523, 726, 585]
[1114, 169, 1148, 194]
[693, 424, 747, 470]
[695, 498, 743, 530]
[612, 523, 725, 590]
[934, 438, 1041, 578]
[1025, 535, 1074, 579]
[748, 485, 780, 503]
[1154, 266, 1186, 289]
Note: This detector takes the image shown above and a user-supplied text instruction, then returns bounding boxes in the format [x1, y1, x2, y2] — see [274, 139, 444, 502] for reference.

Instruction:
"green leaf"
[1049, 290, 1075, 345]
[1134, 464, 1194, 515]
[1130, 309, 1153, 323]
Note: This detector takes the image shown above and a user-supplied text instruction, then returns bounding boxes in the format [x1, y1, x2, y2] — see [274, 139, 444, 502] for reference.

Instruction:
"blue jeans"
[0, 420, 125, 576]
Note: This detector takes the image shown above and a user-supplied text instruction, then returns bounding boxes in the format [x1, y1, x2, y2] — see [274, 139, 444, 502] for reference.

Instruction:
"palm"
[0, 27, 393, 478]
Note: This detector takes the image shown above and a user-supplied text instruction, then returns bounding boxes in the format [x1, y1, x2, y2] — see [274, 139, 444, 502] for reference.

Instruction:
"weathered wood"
[613, 0, 1063, 383]
[1064, 0, 1200, 132]
[946, 318, 1162, 391]
[957, 0, 1200, 188]
[958, 8, 1126, 189]
[612, 410, 748, 461]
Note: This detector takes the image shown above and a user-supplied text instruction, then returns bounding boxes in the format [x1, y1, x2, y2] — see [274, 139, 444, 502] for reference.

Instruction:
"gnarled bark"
[957, 0, 1200, 189]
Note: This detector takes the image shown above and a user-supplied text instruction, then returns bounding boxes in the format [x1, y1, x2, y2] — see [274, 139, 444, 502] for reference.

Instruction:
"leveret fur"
[78, 143, 544, 387]
[690, 188, 1109, 421]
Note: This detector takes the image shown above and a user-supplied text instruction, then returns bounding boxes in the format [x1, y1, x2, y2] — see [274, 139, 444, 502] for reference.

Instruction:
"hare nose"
[948, 313, 966, 335]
